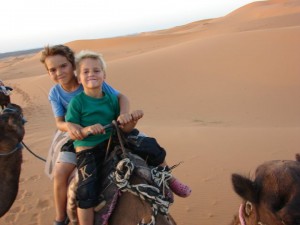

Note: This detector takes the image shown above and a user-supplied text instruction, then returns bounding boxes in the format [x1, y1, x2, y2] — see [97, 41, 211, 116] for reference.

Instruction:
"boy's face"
[44, 55, 75, 85]
[78, 58, 105, 90]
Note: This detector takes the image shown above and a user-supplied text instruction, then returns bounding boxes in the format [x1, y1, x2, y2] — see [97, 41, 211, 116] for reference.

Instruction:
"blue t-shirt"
[48, 82, 119, 117]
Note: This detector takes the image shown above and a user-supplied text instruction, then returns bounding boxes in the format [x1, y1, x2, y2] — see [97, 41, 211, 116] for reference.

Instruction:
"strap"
[104, 120, 128, 160]
[112, 120, 127, 158]
[0, 142, 22, 156]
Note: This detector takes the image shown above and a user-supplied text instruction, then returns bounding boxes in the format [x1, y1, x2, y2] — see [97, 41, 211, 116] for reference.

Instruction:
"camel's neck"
[0, 150, 22, 217]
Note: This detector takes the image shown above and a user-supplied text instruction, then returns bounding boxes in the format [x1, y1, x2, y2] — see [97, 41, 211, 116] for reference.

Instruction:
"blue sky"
[0, 0, 261, 53]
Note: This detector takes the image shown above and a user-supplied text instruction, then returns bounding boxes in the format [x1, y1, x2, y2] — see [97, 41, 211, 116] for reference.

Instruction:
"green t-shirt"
[65, 91, 119, 148]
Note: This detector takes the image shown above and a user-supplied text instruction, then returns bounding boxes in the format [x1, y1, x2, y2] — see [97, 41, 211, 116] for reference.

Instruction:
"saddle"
[95, 144, 174, 225]
[67, 123, 174, 225]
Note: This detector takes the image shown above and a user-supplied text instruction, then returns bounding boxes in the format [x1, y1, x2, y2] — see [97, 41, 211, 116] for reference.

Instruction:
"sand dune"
[1, 1, 300, 224]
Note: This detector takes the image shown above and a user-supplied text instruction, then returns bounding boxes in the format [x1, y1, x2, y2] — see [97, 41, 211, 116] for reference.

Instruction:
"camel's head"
[0, 103, 25, 143]
[230, 174, 281, 225]
[230, 160, 300, 225]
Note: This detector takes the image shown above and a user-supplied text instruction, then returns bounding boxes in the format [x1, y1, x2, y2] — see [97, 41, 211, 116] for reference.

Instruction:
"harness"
[0, 142, 23, 156]
[0, 104, 46, 161]
[0, 106, 24, 157]
[0, 85, 12, 96]
[109, 121, 173, 225]
[1, 106, 26, 124]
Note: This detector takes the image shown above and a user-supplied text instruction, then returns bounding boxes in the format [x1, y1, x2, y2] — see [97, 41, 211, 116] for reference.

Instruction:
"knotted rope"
[151, 162, 182, 196]
[112, 158, 172, 225]
[113, 158, 134, 189]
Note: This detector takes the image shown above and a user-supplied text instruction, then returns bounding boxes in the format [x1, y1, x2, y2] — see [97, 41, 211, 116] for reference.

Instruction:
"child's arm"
[77, 109, 143, 138]
[54, 116, 84, 140]
[118, 93, 130, 115]
[117, 93, 133, 125]
[80, 124, 106, 138]
[120, 110, 144, 133]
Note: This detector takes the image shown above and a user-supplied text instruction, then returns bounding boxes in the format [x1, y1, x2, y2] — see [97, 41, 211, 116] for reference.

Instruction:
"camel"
[230, 156, 300, 225]
[0, 103, 25, 217]
[109, 174, 177, 225]
[66, 123, 177, 225]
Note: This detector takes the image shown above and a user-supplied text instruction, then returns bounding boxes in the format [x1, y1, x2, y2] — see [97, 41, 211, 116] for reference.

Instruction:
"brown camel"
[0, 103, 25, 217]
[109, 175, 177, 225]
[230, 156, 300, 225]
[67, 142, 177, 225]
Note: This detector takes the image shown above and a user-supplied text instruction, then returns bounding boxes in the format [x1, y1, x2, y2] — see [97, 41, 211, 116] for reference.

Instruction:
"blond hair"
[75, 50, 106, 76]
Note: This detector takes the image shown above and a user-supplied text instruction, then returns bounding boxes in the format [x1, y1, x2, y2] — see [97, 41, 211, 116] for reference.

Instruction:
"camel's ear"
[231, 174, 259, 203]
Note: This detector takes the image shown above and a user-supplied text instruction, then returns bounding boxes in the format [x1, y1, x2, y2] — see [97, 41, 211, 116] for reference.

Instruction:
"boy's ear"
[75, 71, 81, 83]
[104, 72, 106, 80]
[77, 76, 81, 84]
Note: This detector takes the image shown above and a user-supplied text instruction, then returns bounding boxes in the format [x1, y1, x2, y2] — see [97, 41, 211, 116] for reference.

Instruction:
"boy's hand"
[85, 124, 105, 137]
[67, 122, 84, 140]
[131, 110, 144, 122]
[117, 113, 132, 125]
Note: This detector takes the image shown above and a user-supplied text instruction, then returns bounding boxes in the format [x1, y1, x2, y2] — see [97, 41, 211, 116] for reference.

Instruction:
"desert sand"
[1, 0, 300, 224]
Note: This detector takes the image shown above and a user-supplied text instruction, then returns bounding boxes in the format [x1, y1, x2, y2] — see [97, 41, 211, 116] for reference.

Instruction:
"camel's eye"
[245, 201, 253, 216]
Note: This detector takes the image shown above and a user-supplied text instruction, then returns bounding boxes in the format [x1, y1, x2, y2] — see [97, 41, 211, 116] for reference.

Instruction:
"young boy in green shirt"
[65, 50, 143, 225]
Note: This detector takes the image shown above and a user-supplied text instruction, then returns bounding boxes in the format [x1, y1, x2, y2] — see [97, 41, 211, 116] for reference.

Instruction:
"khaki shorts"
[45, 130, 71, 179]
[57, 151, 77, 165]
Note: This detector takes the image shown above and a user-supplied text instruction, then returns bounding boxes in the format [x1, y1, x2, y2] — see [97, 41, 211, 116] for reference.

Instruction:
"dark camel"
[67, 139, 177, 225]
[0, 104, 25, 217]
[230, 155, 300, 225]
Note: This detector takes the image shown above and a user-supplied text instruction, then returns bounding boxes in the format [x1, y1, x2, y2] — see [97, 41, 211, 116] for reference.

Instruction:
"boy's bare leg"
[77, 208, 94, 225]
[53, 162, 75, 222]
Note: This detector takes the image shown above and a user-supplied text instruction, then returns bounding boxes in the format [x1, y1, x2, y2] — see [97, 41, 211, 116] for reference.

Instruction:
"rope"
[112, 158, 172, 225]
[112, 120, 128, 158]
[0, 141, 46, 163]
[151, 162, 182, 196]
[21, 141, 46, 162]
[113, 158, 134, 190]
[151, 166, 172, 196]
